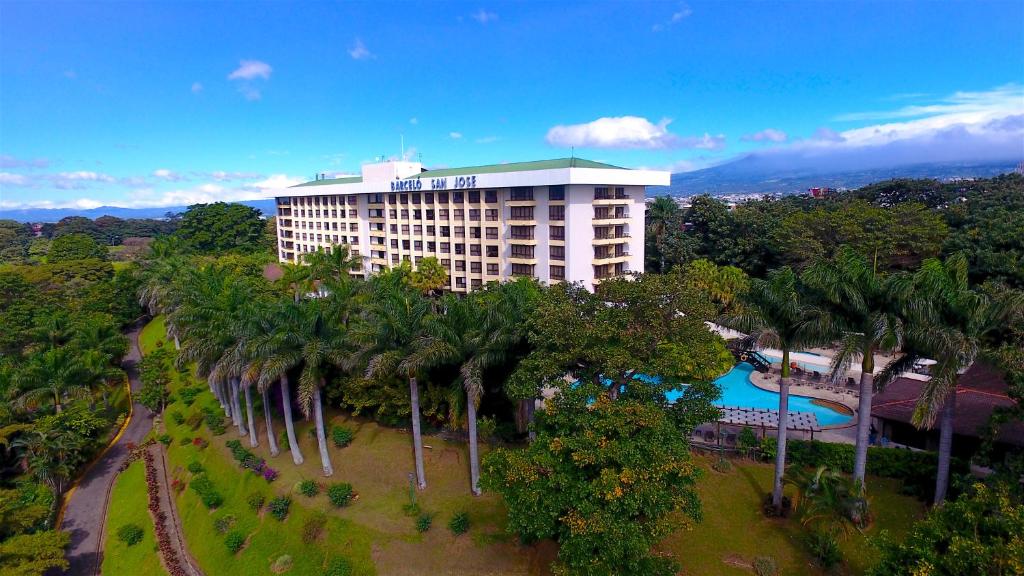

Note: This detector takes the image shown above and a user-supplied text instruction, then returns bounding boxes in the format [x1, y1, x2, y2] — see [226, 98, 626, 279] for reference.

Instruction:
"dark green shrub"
[224, 530, 245, 554]
[186, 461, 204, 474]
[179, 387, 200, 406]
[170, 411, 185, 425]
[738, 426, 758, 453]
[189, 474, 223, 509]
[178, 436, 192, 446]
[298, 479, 319, 497]
[268, 496, 291, 521]
[415, 512, 433, 533]
[331, 425, 354, 448]
[246, 492, 265, 512]
[157, 433, 172, 446]
[202, 406, 226, 435]
[448, 511, 469, 535]
[324, 557, 352, 576]
[117, 523, 144, 546]
[327, 483, 354, 508]
[213, 514, 236, 535]
[301, 513, 327, 543]
[402, 502, 420, 517]
[805, 530, 841, 569]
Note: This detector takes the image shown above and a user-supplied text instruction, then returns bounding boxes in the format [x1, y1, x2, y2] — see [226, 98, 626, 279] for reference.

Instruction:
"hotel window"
[470, 227, 481, 239]
[455, 227, 466, 238]
[470, 245, 481, 256]
[469, 209, 480, 221]
[549, 205, 565, 221]
[314, 197, 321, 206]
[550, 265, 565, 280]
[331, 209, 338, 218]
[392, 254, 400, 263]
[331, 222, 338, 231]
[400, 194, 409, 204]
[456, 277, 466, 288]
[550, 245, 565, 260]
[438, 192, 449, 203]
[485, 190, 497, 203]
[441, 226, 451, 237]
[468, 190, 480, 203]
[369, 194, 384, 204]
[471, 278, 482, 289]
[334, 235, 340, 242]
[348, 209, 357, 218]
[471, 262, 481, 273]
[510, 186, 533, 201]
[350, 236, 359, 244]
[511, 244, 535, 258]
[329, 196, 337, 206]
[349, 223, 357, 231]
[453, 191, 464, 203]
[594, 187, 611, 200]
[412, 193, 421, 204]
[427, 241, 436, 251]
[510, 226, 533, 240]
[390, 239, 399, 248]
[414, 241, 423, 250]
[441, 243, 451, 253]
[389, 209, 397, 219]
[425, 193, 434, 203]
[372, 237, 384, 245]
[455, 244, 465, 255]
[440, 209, 450, 220]
[401, 210, 409, 218]
[485, 209, 498, 221]
[487, 263, 499, 275]
[426, 210, 435, 220]
[615, 187, 627, 199]
[390, 224, 398, 233]
[455, 261, 466, 272]
[369, 209, 384, 218]
[316, 222, 322, 230]
[347, 196, 357, 205]
[402, 240, 410, 250]
[389, 194, 397, 203]
[549, 185, 565, 201]
[372, 222, 384, 231]
[413, 210, 422, 219]
[454, 208, 464, 219]
[315, 210, 321, 217]
[510, 206, 534, 220]
[442, 258, 451, 266]
[402, 225, 410, 234]
[427, 225, 435, 235]
[511, 263, 534, 277]
[486, 245, 498, 258]
[414, 225, 422, 234]
[486, 227, 498, 240]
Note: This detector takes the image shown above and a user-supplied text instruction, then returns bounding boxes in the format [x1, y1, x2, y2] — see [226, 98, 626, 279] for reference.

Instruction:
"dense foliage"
[172, 202, 269, 254]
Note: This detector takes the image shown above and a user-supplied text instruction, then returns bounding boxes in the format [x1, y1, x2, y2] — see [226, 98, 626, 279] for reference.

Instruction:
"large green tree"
[47, 233, 108, 263]
[173, 202, 267, 254]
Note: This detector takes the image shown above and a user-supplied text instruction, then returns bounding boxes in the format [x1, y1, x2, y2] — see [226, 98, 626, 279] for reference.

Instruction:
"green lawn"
[141, 316, 923, 575]
[101, 460, 166, 576]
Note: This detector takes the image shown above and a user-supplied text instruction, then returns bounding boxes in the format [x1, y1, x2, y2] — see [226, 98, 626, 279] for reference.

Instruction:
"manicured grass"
[661, 454, 925, 575]
[139, 316, 166, 356]
[101, 460, 166, 576]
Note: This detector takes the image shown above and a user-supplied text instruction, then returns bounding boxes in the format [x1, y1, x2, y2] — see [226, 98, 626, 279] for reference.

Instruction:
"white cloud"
[252, 174, 303, 190]
[0, 155, 49, 169]
[227, 60, 272, 81]
[0, 172, 28, 185]
[409, 117, 418, 125]
[191, 82, 203, 94]
[546, 116, 725, 150]
[152, 168, 185, 181]
[741, 128, 788, 143]
[449, 132, 463, 140]
[209, 171, 263, 181]
[653, 3, 692, 31]
[472, 9, 498, 23]
[349, 39, 373, 60]
[835, 84, 1023, 123]
[58, 171, 116, 182]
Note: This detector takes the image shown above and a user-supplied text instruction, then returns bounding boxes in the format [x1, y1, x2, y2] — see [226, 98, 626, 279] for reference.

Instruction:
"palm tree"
[13, 348, 91, 414]
[802, 246, 903, 491]
[70, 316, 129, 409]
[219, 303, 269, 448]
[645, 196, 681, 273]
[721, 267, 828, 513]
[137, 239, 188, 348]
[251, 302, 307, 465]
[879, 254, 1023, 504]
[278, 262, 313, 302]
[304, 245, 360, 291]
[350, 274, 432, 489]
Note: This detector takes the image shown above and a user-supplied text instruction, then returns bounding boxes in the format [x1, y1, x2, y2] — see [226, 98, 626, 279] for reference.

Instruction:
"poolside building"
[273, 158, 669, 291]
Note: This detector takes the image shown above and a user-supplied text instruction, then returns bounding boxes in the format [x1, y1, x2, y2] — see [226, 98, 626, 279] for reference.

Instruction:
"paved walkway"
[61, 323, 155, 576]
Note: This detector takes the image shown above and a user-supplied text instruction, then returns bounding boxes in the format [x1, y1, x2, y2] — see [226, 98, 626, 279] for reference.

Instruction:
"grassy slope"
[101, 460, 166, 576]
[142, 316, 923, 575]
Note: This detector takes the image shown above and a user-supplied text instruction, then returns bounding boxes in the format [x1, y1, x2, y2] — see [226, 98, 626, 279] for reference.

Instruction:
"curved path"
[61, 322, 155, 576]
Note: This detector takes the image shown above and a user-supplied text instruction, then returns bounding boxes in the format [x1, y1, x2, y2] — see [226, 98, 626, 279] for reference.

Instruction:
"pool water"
[663, 363, 853, 427]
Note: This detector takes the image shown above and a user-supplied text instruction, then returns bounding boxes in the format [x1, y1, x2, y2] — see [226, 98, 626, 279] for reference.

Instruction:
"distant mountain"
[0, 199, 278, 223]
[653, 159, 1020, 197]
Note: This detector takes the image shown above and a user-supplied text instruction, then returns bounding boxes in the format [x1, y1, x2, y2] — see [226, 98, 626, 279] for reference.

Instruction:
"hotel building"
[273, 158, 669, 292]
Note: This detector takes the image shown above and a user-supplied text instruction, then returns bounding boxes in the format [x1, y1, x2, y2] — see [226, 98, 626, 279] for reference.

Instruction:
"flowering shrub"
[268, 496, 291, 521]
[191, 437, 208, 449]
[298, 480, 319, 497]
[262, 467, 279, 483]
[327, 483, 354, 508]
[225, 439, 276, 482]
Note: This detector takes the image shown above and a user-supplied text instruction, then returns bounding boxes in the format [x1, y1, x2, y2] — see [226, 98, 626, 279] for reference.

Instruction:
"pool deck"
[748, 370, 859, 444]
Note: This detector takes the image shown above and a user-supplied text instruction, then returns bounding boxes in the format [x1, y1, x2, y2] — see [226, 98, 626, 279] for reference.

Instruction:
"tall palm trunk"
[262, 387, 280, 456]
[280, 375, 304, 465]
[231, 379, 246, 435]
[173, 335, 180, 350]
[244, 384, 258, 448]
[772, 350, 792, 513]
[312, 384, 333, 477]
[934, 390, 956, 505]
[410, 376, 426, 489]
[852, 369, 874, 489]
[467, 391, 481, 496]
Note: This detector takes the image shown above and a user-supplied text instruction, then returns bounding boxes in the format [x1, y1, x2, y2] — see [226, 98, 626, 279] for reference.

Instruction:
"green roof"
[404, 157, 624, 179]
[291, 158, 625, 188]
[292, 176, 363, 188]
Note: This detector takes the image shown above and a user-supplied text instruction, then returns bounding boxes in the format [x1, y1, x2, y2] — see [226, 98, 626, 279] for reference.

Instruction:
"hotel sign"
[391, 175, 478, 192]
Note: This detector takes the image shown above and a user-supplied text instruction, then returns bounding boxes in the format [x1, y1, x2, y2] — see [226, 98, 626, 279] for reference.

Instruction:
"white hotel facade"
[273, 158, 669, 292]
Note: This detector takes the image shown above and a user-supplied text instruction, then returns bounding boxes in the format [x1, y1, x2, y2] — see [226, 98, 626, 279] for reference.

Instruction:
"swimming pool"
[663, 363, 853, 427]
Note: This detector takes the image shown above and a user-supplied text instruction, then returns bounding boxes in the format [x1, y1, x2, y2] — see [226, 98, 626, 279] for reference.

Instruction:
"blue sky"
[1, 1, 1022, 208]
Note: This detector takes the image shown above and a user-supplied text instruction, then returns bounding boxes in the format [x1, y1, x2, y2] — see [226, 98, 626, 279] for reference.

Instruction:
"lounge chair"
[703, 430, 715, 443]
